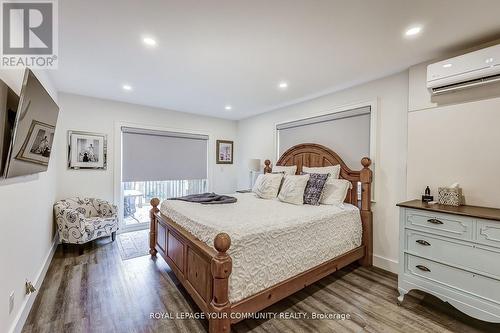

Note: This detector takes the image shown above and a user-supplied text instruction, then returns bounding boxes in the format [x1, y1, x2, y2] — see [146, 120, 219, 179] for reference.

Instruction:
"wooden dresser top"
[397, 199, 500, 222]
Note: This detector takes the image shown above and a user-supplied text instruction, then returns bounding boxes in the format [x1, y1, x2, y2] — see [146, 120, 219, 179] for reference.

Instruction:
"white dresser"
[397, 200, 500, 323]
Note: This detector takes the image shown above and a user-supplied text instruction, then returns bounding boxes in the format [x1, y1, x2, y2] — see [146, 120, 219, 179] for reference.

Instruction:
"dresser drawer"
[477, 220, 500, 248]
[405, 209, 473, 240]
[406, 254, 500, 304]
[406, 230, 500, 278]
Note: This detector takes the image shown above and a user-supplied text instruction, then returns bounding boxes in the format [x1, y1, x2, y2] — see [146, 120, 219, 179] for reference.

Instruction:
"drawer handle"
[416, 265, 431, 272]
[416, 239, 431, 246]
[427, 218, 443, 225]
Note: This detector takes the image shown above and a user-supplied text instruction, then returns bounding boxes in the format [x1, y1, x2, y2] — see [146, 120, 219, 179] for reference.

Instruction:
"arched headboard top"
[274, 143, 370, 181]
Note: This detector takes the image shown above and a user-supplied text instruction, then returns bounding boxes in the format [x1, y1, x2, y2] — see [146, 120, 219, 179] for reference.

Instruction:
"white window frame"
[113, 121, 213, 232]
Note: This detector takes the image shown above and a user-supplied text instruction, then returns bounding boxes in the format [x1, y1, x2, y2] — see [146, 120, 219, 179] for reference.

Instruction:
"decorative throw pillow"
[252, 173, 284, 199]
[320, 179, 352, 205]
[278, 174, 310, 205]
[270, 171, 286, 192]
[272, 165, 297, 175]
[302, 165, 341, 179]
[302, 173, 329, 205]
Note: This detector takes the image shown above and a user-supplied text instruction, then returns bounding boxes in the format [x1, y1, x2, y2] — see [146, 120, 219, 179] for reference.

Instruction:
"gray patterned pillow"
[302, 172, 329, 205]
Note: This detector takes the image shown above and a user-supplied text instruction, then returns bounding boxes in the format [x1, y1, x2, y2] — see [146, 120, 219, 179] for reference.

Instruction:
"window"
[276, 105, 375, 200]
[277, 106, 371, 169]
[121, 127, 208, 228]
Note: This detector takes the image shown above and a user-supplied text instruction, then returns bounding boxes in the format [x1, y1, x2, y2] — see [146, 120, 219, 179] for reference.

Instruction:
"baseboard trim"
[9, 234, 59, 333]
[373, 253, 398, 274]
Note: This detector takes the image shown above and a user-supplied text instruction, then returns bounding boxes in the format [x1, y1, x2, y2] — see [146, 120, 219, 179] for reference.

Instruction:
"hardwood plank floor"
[22, 235, 500, 333]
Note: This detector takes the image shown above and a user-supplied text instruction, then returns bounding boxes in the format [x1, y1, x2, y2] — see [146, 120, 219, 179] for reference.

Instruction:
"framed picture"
[216, 140, 233, 164]
[68, 130, 107, 169]
[15, 120, 55, 166]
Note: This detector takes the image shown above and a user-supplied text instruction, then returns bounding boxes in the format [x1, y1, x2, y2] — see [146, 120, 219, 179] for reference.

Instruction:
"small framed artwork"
[15, 120, 55, 166]
[68, 130, 107, 169]
[216, 140, 233, 164]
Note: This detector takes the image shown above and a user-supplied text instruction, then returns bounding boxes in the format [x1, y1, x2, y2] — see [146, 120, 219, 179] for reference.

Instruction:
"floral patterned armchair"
[54, 198, 119, 249]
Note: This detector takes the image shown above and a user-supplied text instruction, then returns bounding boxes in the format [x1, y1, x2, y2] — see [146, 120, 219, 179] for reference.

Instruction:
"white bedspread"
[160, 193, 362, 303]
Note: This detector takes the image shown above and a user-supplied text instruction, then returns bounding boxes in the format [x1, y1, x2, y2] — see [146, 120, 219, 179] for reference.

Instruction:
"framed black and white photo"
[68, 130, 107, 169]
[216, 140, 233, 164]
[15, 120, 55, 166]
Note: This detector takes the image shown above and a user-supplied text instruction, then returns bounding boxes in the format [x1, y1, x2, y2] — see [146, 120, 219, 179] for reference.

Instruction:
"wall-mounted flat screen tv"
[0, 69, 59, 179]
[0, 79, 19, 175]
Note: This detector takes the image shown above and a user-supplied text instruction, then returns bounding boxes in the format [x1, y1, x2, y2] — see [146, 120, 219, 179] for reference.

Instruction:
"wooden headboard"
[264, 143, 373, 265]
[264, 143, 372, 207]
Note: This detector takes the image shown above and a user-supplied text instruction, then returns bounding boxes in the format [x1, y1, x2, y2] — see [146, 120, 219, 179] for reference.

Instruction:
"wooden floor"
[23, 235, 500, 333]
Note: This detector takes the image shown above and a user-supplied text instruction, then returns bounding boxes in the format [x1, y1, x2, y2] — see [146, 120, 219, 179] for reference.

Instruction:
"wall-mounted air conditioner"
[427, 43, 500, 95]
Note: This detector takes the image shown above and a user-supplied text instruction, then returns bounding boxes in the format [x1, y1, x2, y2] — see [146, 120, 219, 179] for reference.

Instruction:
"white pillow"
[252, 173, 284, 199]
[302, 165, 341, 179]
[278, 174, 310, 205]
[272, 165, 297, 175]
[320, 178, 352, 205]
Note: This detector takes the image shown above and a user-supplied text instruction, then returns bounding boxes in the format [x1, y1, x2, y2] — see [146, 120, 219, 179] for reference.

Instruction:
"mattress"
[160, 193, 362, 303]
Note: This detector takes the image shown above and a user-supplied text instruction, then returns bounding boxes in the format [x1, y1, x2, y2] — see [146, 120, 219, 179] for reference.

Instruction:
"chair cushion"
[56, 197, 99, 217]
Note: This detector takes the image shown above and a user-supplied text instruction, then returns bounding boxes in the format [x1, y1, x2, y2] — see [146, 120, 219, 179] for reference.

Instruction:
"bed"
[149, 143, 373, 333]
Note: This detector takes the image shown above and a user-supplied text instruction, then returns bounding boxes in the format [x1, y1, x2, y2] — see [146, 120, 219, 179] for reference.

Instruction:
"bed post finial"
[149, 198, 160, 257]
[361, 157, 371, 169]
[264, 159, 272, 173]
[210, 233, 232, 333]
[214, 233, 231, 253]
[359, 157, 373, 267]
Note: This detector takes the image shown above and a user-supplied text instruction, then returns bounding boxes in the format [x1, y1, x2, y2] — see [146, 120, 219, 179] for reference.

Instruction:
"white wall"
[54, 93, 238, 204]
[0, 69, 59, 333]
[407, 62, 500, 207]
[237, 71, 409, 273]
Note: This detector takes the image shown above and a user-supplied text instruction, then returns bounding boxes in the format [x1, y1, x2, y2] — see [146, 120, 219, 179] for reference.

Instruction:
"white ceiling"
[51, 0, 500, 120]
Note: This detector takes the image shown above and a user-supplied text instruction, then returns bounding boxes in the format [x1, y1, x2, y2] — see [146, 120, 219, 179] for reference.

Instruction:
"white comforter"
[160, 193, 362, 303]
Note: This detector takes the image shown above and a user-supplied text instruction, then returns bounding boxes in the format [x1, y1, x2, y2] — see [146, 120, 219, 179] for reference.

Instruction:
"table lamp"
[248, 159, 261, 188]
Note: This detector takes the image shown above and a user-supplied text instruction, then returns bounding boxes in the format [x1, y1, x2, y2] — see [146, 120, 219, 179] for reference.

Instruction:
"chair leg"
[62, 242, 68, 254]
[111, 231, 116, 242]
[78, 244, 84, 256]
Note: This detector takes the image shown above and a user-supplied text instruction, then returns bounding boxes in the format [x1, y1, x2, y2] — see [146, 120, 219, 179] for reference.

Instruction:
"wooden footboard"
[150, 202, 232, 332]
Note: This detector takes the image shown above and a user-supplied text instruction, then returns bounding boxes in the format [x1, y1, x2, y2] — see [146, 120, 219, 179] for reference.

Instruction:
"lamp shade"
[247, 158, 261, 171]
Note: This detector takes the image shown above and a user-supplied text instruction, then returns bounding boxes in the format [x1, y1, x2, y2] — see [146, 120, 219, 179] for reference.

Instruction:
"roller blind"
[122, 127, 208, 182]
[277, 106, 371, 169]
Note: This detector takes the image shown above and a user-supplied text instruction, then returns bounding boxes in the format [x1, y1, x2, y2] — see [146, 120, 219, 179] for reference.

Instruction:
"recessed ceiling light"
[278, 81, 288, 89]
[224, 105, 232, 110]
[405, 25, 422, 37]
[142, 37, 157, 47]
[443, 63, 452, 68]
[122, 84, 133, 91]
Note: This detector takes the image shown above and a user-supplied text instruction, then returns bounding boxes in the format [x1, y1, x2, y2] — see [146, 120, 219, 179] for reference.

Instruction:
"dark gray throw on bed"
[170, 192, 237, 204]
